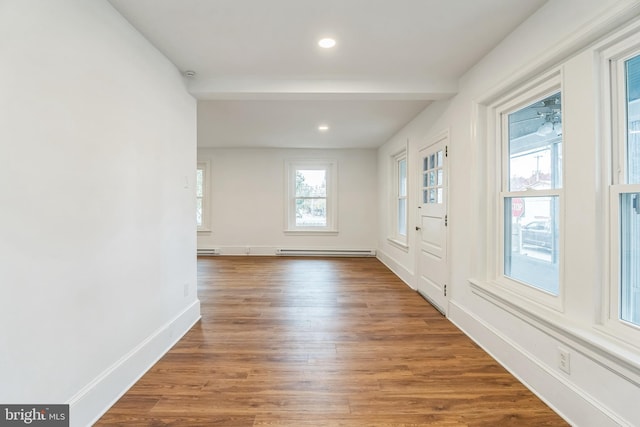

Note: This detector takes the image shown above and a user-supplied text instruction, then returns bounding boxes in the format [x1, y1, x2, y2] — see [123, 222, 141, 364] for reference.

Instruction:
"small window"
[196, 161, 210, 231]
[389, 151, 408, 245]
[421, 149, 444, 205]
[398, 156, 408, 237]
[285, 160, 337, 233]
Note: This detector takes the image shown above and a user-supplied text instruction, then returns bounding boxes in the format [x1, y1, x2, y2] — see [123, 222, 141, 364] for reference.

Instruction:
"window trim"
[602, 35, 640, 344]
[196, 160, 211, 232]
[284, 159, 338, 234]
[495, 74, 565, 311]
[471, 69, 565, 313]
[388, 150, 408, 247]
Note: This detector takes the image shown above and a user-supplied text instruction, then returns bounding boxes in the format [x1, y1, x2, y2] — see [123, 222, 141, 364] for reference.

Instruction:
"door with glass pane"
[416, 133, 448, 315]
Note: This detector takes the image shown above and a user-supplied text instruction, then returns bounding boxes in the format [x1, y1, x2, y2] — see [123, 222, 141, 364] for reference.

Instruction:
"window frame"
[485, 71, 565, 312]
[389, 150, 408, 247]
[284, 159, 338, 234]
[603, 35, 640, 344]
[196, 160, 211, 232]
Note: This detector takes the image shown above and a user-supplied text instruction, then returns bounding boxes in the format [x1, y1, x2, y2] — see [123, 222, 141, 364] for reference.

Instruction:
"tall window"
[398, 156, 407, 237]
[390, 152, 408, 245]
[611, 51, 640, 329]
[196, 162, 210, 231]
[285, 160, 337, 233]
[499, 83, 563, 300]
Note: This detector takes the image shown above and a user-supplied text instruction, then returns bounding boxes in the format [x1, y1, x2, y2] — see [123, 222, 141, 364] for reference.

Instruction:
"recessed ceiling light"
[318, 124, 330, 132]
[318, 38, 336, 49]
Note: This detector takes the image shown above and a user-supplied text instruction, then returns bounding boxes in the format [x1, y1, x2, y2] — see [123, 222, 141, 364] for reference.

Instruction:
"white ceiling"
[108, 0, 547, 149]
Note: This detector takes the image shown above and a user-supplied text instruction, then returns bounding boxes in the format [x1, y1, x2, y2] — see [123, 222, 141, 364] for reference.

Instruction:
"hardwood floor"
[96, 256, 567, 426]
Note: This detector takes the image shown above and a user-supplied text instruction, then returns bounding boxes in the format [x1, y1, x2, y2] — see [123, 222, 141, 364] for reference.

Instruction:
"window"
[421, 149, 444, 205]
[503, 91, 562, 296]
[398, 156, 408, 237]
[389, 152, 408, 245]
[610, 48, 640, 332]
[473, 73, 566, 310]
[196, 161, 211, 231]
[285, 160, 337, 233]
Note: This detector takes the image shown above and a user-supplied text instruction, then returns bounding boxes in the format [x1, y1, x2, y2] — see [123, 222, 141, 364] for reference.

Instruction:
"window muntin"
[422, 149, 444, 204]
[502, 91, 562, 296]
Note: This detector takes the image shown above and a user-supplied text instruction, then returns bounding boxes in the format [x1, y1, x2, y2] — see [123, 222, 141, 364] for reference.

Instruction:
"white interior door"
[416, 133, 449, 315]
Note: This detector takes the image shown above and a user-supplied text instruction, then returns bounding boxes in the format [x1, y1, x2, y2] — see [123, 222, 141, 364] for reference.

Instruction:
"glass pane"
[196, 198, 203, 227]
[423, 190, 428, 204]
[437, 188, 443, 204]
[429, 171, 435, 186]
[423, 157, 428, 172]
[430, 154, 435, 169]
[423, 173, 429, 188]
[437, 150, 443, 167]
[620, 193, 640, 326]
[296, 170, 326, 197]
[508, 92, 562, 191]
[399, 158, 407, 197]
[295, 198, 327, 227]
[504, 196, 560, 295]
[437, 170, 443, 186]
[626, 54, 640, 184]
[398, 199, 407, 236]
[196, 169, 204, 198]
[429, 189, 436, 204]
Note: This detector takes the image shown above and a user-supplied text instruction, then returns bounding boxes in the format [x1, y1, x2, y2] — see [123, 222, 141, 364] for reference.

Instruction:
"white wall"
[0, 1, 199, 425]
[377, 0, 640, 425]
[197, 147, 377, 254]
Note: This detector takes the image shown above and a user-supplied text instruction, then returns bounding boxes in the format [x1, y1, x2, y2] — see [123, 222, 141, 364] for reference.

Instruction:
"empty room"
[1, 0, 640, 426]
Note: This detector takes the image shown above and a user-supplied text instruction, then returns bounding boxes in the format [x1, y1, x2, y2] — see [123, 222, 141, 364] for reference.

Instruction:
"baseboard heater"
[276, 248, 376, 257]
[197, 248, 220, 256]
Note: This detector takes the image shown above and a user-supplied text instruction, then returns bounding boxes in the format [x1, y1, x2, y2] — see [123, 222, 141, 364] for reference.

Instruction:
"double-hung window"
[390, 151, 408, 245]
[608, 43, 640, 337]
[196, 161, 211, 231]
[492, 74, 563, 308]
[503, 91, 562, 296]
[285, 160, 337, 233]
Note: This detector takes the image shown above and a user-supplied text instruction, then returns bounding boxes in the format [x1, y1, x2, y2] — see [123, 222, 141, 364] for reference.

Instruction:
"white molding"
[469, 279, 640, 386]
[449, 301, 631, 427]
[68, 300, 201, 427]
[386, 237, 409, 252]
[376, 249, 415, 290]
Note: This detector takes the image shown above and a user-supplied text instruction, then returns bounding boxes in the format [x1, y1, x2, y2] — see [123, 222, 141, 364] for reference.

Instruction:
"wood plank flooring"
[96, 256, 567, 426]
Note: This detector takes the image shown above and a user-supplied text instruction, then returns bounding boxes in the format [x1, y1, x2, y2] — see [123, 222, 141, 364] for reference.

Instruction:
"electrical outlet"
[558, 348, 571, 374]
[183, 283, 189, 297]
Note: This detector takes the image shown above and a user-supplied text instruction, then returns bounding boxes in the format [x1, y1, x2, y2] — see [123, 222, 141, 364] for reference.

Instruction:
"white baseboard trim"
[448, 301, 629, 427]
[376, 249, 415, 290]
[68, 299, 201, 427]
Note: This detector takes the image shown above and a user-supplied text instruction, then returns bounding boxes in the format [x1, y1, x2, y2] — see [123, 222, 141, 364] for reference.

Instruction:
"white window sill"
[387, 237, 409, 252]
